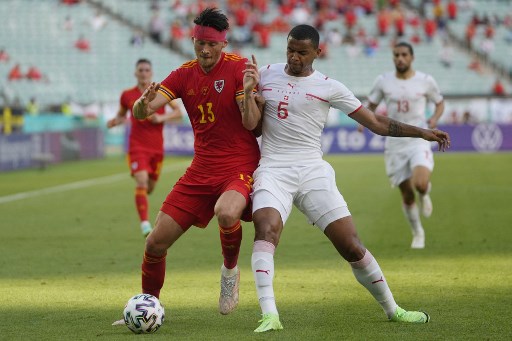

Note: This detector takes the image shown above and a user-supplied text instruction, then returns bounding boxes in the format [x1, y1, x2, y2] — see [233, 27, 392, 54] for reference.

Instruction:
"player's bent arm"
[251, 95, 265, 137]
[133, 92, 168, 120]
[240, 92, 262, 131]
[151, 100, 184, 124]
[428, 100, 445, 128]
[167, 100, 184, 121]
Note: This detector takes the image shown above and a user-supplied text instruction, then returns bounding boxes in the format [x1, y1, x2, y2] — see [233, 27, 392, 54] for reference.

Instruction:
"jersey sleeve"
[367, 75, 384, 105]
[425, 74, 443, 104]
[159, 69, 181, 102]
[329, 80, 362, 115]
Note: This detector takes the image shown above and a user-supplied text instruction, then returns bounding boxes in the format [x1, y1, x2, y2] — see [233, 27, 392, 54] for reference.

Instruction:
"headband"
[193, 25, 227, 42]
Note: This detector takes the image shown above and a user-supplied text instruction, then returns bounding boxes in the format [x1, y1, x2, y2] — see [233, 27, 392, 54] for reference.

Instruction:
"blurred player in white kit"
[367, 41, 445, 249]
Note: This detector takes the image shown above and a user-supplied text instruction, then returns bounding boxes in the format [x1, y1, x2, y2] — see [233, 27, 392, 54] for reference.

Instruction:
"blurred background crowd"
[0, 0, 511, 137]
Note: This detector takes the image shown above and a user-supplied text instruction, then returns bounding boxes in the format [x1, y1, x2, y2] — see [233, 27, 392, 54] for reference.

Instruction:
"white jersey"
[258, 63, 361, 165]
[368, 71, 443, 152]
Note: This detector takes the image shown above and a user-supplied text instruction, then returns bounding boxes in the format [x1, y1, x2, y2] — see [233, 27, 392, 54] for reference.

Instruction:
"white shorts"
[251, 160, 351, 231]
[385, 143, 434, 187]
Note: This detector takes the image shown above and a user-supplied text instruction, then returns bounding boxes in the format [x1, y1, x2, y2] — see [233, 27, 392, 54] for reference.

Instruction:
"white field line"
[0, 160, 190, 204]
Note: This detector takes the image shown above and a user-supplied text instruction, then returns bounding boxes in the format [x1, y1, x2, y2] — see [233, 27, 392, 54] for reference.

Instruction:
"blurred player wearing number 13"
[367, 42, 445, 249]
[122, 7, 260, 318]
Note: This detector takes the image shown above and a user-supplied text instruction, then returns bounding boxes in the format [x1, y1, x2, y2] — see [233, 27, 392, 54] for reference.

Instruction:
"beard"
[395, 64, 410, 73]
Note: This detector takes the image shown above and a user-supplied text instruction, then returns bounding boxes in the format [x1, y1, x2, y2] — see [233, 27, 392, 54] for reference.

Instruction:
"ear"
[222, 40, 228, 48]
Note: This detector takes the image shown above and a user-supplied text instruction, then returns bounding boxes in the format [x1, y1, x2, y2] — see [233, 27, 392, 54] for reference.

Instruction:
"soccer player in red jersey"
[115, 8, 261, 320]
[107, 59, 183, 237]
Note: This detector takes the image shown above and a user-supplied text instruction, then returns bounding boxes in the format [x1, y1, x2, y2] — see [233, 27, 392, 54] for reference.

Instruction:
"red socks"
[135, 187, 148, 222]
[219, 221, 242, 269]
[141, 251, 166, 298]
[141, 221, 242, 298]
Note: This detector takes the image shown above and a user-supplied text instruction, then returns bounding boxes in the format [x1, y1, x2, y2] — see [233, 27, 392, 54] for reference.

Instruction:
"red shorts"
[127, 150, 164, 181]
[161, 169, 254, 230]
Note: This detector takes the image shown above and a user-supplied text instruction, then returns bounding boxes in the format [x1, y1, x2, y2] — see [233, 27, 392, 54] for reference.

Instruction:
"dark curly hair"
[193, 7, 229, 32]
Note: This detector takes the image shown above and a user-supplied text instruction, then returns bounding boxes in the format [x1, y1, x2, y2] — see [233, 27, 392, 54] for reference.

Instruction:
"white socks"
[252, 240, 278, 315]
[252, 243, 399, 318]
[350, 250, 398, 318]
[402, 203, 424, 236]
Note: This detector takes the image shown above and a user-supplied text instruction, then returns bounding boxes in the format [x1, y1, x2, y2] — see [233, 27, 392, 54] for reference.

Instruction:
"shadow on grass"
[3, 299, 498, 341]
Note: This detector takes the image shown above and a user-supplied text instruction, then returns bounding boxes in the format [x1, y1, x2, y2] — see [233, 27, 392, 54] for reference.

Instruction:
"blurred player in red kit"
[107, 58, 183, 237]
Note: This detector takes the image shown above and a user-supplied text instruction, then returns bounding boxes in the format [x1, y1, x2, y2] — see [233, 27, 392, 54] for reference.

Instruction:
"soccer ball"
[123, 294, 165, 334]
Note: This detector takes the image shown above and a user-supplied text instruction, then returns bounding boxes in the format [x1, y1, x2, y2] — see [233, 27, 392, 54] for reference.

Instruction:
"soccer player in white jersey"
[241, 25, 450, 333]
[367, 42, 445, 249]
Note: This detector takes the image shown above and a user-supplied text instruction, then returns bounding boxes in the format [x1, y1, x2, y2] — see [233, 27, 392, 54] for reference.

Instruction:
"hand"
[106, 118, 117, 128]
[423, 128, 451, 152]
[243, 55, 259, 94]
[142, 82, 160, 104]
[134, 82, 160, 119]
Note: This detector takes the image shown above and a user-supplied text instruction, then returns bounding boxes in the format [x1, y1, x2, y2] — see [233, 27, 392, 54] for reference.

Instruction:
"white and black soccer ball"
[123, 294, 165, 334]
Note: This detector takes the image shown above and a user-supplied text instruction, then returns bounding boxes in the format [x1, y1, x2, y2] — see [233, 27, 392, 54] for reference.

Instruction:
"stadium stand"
[0, 0, 186, 108]
[408, 0, 512, 81]
[445, 1, 511, 74]
[0, 0, 510, 110]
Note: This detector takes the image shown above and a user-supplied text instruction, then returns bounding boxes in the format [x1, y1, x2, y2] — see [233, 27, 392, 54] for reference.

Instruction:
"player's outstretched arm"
[352, 106, 451, 151]
[133, 82, 167, 120]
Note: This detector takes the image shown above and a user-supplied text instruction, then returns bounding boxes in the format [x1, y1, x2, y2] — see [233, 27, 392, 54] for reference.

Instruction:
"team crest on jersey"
[214, 80, 225, 93]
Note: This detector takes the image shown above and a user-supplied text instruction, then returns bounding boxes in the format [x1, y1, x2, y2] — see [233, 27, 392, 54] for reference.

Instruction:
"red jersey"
[120, 86, 166, 153]
[158, 53, 260, 175]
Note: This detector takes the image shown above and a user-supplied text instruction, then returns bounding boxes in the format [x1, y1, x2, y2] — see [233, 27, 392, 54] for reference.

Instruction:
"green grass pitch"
[0, 152, 511, 340]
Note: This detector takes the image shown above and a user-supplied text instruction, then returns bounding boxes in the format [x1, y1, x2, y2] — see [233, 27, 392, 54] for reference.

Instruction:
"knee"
[215, 206, 240, 228]
[414, 180, 429, 194]
[135, 175, 149, 189]
[254, 219, 281, 246]
[325, 220, 365, 262]
[145, 234, 167, 256]
[344, 237, 366, 262]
